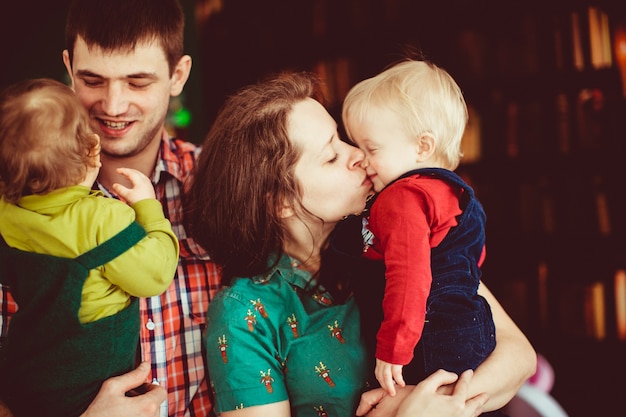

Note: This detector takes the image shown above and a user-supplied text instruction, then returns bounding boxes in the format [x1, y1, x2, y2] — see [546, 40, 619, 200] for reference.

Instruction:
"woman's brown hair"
[0, 78, 99, 203]
[185, 71, 326, 283]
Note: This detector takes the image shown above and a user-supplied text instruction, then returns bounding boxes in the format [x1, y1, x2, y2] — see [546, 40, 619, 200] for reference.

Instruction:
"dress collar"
[252, 253, 334, 306]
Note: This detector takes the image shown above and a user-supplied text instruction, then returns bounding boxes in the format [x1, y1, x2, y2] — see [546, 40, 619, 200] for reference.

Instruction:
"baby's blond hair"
[343, 59, 468, 170]
[0, 78, 99, 203]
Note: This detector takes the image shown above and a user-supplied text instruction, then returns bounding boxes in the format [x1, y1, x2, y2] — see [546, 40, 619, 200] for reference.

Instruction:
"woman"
[184, 71, 535, 417]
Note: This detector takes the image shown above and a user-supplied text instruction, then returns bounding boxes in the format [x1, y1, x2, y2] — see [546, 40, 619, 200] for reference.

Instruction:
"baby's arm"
[375, 358, 405, 397]
[104, 168, 179, 297]
[368, 185, 433, 387]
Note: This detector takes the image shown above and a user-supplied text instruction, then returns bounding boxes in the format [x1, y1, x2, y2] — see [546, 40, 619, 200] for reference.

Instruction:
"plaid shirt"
[0, 131, 222, 417]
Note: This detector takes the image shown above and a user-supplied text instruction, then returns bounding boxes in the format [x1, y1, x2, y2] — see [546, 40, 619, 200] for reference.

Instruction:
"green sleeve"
[103, 198, 179, 296]
[205, 286, 289, 413]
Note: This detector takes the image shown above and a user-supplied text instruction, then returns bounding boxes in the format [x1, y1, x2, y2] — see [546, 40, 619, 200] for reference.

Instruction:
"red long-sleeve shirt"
[363, 174, 484, 365]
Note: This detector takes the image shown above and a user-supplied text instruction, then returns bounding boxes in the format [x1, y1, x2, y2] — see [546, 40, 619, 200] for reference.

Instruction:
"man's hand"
[81, 362, 166, 417]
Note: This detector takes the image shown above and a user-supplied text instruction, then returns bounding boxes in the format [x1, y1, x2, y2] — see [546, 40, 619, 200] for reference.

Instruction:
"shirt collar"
[251, 253, 312, 288]
[153, 129, 181, 184]
[254, 253, 335, 306]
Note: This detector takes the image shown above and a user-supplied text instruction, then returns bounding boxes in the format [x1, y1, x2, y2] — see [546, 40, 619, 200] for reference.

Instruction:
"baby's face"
[345, 107, 421, 192]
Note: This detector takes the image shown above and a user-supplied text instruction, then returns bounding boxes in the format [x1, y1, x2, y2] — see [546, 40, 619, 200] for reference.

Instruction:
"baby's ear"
[415, 133, 435, 161]
[91, 134, 102, 167]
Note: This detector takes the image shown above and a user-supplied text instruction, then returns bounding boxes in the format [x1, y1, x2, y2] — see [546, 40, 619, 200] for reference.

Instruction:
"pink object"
[527, 354, 555, 393]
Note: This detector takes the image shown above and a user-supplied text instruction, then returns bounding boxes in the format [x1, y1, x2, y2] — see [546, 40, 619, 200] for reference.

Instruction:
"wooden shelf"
[197, 2, 626, 414]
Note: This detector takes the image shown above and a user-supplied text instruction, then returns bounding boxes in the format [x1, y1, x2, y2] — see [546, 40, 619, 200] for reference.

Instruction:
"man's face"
[63, 37, 181, 159]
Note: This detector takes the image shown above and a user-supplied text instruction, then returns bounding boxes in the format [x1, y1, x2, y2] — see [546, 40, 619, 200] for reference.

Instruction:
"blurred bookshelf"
[198, 1, 626, 415]
[3, 0, 623, 416]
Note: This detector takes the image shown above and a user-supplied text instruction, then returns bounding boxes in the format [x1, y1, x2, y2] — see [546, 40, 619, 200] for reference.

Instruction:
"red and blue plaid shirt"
[0, 131, 222, 417]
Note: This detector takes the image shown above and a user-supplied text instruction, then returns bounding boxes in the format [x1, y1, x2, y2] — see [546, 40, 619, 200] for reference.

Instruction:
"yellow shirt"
[0, 185, 179, 322]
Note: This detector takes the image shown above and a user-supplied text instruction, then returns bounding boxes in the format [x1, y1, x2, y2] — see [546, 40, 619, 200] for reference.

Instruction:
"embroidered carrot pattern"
[260, 369, 274, 393]
[217, 335, 229, 363]
[328, 320, 345, 343]
[250, 298, 269, 318]
[287, 314, 299, 338]
[314, 405, 329, 416]
[312, 292, 332, 306]
[244, 309, 257, 332]
[315, 362, 335, 387]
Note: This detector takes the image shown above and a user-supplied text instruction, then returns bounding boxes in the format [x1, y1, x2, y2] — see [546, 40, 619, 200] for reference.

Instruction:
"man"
[0, 1, 221, 416]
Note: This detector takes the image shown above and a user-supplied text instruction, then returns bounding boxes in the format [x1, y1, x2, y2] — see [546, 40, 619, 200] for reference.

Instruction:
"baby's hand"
[112, 168, 156, 205]
[375, 358, 406, 397]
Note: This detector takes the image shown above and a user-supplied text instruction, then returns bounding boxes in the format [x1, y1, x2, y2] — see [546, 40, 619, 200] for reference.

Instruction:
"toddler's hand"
[375, 358, 405, 397]
[112, 168, 156, 205]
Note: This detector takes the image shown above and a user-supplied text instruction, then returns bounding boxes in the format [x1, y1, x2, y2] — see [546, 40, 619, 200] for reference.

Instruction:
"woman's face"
[289, 98, 373, 223]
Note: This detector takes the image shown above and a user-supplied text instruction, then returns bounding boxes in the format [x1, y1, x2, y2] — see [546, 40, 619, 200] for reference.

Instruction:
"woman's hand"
[395, 370, 487, 417]
[470, 282, 537, 410]
[357, 370, 488, 417]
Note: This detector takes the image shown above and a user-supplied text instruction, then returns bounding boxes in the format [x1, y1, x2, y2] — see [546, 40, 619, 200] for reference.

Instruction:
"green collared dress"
[206, 254, 368, 417]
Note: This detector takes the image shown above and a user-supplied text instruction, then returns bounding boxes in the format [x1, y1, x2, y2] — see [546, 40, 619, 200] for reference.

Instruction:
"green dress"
[206, 254, 368, 417]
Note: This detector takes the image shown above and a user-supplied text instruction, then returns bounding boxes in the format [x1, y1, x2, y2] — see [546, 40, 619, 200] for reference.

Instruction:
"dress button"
[146, 318, 156, 330]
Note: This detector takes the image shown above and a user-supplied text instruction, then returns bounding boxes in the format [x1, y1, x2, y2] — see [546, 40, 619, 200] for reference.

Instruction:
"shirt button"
[146, 318, 156, 330]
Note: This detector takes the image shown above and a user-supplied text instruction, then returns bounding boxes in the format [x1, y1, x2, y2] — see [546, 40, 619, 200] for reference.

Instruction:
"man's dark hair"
[65, 0, 185, 75]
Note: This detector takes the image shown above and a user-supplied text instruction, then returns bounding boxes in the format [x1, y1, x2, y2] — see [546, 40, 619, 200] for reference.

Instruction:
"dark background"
[3, 1, 626, 416]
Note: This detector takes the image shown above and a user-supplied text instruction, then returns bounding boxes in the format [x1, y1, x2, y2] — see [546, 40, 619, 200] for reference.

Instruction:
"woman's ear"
[415, 133, 436, 162]
[279, 202, 295, 219]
